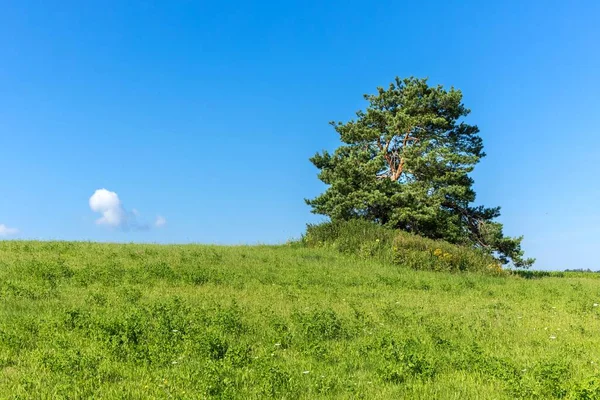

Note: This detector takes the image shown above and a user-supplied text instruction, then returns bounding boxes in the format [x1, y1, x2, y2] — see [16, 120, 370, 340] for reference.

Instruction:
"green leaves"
[307, 76, 533, 267]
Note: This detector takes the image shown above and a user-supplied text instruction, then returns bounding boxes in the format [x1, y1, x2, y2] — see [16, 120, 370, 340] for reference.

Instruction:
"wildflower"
[549, 336, 556, 340]
[172, 361, 178, 364]
[303, 371, 310, 374]
[274, 343, 281, 347]
[375, 239, 380, 243]
[172, 329, 179, 333]
[594, 303, 599, 307]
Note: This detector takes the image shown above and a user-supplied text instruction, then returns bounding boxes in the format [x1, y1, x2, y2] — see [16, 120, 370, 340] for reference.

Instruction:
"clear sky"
[1, 0, 598, 270]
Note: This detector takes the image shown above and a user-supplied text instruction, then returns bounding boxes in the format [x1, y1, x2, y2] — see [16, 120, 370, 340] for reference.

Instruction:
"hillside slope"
[1, 241, 600, 399]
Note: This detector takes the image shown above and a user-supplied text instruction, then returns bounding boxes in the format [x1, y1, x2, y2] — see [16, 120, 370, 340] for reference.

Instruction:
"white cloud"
[0, 224, 19, 236]
[155, 215, 167, 228]
[89, 189, 127, 227]
[89, 189, 162, 231]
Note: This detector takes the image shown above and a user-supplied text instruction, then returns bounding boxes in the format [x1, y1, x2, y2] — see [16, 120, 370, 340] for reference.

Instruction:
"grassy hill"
[2, 240, 600, 399]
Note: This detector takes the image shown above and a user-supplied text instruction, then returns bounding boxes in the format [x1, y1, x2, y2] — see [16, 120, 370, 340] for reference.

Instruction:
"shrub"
[303, 220, 396, 263]
[393, 230, 500, 274]
[304, 220, 502, 274]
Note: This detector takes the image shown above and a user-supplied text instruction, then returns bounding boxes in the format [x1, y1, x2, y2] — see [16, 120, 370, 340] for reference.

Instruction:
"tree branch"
[391, 131, 412, 181]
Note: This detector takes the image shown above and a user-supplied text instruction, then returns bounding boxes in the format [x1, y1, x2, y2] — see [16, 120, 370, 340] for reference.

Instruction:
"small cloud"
[0, 224, 19, 236]
[155, 215, 167, 228]
[89, 189, 126, 227]
[89, 188, 161, 231]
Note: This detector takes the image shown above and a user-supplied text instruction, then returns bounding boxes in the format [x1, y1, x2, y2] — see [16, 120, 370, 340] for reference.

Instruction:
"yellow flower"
[487, 263, 503, 273]
[433, 248, 443, 257]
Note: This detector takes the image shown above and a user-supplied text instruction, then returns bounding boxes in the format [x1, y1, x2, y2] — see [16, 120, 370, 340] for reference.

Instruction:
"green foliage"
[377, 337, 437, 384]
[510, 270, 558, 279]
[304, 220, 502, 274]
[393, 231, 502, 274]
[303, 219, 397, 263]
[307, 76, 534, 268]
[0, 240, 598, 399]
[295, 309, 346, 341]
[570, 377, 600, 399]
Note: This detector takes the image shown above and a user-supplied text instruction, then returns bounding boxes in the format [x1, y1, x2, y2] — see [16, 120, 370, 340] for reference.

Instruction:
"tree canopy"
[307, 77, 534, 268]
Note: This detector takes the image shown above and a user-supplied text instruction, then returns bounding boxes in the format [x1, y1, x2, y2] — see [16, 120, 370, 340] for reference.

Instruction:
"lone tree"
[307, 77, 534, 268]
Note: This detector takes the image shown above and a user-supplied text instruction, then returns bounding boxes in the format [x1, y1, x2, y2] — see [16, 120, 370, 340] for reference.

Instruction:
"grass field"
[2, 240, 600, 399]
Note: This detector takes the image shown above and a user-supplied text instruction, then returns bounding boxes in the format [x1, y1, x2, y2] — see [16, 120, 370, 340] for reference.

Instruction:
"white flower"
[549, 336, 556, 340]
[274, 343, 281, 347]
[303, 371, 310, 374]
[594, 303, 599, 307]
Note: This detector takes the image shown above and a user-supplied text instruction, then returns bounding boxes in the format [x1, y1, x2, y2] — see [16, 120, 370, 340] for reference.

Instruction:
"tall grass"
[303, 220, 501, 274]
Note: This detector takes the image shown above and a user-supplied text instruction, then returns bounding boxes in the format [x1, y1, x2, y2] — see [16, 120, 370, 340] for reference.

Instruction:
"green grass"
[2, 240, 600, 399]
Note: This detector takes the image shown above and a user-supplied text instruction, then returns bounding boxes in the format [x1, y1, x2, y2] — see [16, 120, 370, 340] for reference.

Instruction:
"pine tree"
[307, 77, 534, 267]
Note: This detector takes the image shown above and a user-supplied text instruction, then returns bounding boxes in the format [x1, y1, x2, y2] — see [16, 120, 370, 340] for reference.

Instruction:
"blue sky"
[1, 0, 598, 270]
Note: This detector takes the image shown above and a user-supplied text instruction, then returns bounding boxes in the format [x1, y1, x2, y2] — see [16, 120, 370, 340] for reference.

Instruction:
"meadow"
[2, 238, 600, 399]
